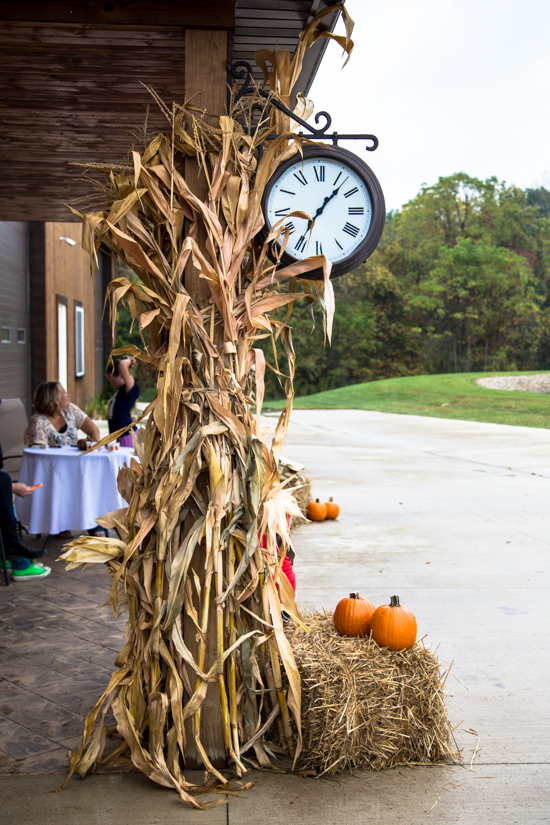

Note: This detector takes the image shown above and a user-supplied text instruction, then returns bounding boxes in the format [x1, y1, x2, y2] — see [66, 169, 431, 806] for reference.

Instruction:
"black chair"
[0, 398, 27, 482]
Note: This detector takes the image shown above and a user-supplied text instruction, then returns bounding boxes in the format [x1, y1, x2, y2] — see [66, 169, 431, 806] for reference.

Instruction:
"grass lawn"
[264, 371, 550, 428]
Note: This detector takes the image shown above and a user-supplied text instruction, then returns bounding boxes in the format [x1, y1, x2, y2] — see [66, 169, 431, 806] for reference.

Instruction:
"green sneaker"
[5, 560, 51, 581]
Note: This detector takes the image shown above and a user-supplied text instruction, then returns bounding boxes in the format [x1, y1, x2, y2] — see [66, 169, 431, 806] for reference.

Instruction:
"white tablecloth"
[15, 446, 132, 534]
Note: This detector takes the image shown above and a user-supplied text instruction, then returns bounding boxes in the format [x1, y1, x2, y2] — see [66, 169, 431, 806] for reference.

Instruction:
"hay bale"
[291, 612, 459, 775]
[278, 455, 311, 525]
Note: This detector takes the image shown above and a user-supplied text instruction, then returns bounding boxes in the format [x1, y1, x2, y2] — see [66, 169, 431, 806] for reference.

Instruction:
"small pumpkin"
[370, 595, 417, 650]
[307, 498, 327, 521]
[334, 592, 376, 637]
[324, 497, 340, 520]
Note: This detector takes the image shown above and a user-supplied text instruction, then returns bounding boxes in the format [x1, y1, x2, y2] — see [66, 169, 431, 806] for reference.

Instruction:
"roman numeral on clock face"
[333, 173, 348, 186]
[294, 170, 308, 186]
[343, 222, 359, 238]
[348, 206, 364, 215]
[285, 222, 295, 236]
[280, 189, 295, 196]
[314, 166, 325, 182]
[274, 207, 290, 216]
[295, 235, 307, 253]
[316, 241, 323, 254]
[344, 187, 359, 199]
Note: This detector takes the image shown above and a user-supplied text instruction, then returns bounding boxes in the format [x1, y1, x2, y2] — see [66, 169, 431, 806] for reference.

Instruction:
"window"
[1, 327, 9, 343]
[57, 297, 68, 388]
[17, 328, 26, 344]
[75, 303, 85, 377]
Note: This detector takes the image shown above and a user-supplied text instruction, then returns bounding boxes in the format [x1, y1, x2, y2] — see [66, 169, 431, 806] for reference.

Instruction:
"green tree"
[418, 239, 543, 372]
[385, 173, 549, 279]
[381, 174, 550, 374]
[526, 186, 550, 218]
[263, 256, 423, 399]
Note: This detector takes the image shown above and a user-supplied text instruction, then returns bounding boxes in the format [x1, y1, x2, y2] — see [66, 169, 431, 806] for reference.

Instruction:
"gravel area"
[476, 373, 550, 393]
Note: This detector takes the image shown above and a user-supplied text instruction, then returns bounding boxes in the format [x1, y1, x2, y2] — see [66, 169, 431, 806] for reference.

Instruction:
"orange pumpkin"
[324, 497, 340, 519]
[307, 498, 327, 521]
[334, 593, 376, 637]
[370, 595, 417, 650]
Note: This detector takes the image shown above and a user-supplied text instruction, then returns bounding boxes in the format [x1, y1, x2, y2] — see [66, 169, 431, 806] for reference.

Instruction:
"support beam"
[184, 28, 228, 307]
[183, 27, 228, 770]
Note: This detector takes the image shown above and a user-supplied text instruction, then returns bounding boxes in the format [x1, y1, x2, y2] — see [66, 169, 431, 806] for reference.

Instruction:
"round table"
[15, 445, 133, 534]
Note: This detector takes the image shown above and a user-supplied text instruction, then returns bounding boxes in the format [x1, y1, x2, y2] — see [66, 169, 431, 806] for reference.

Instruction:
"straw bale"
[278, 456, 311, 525]
[290, 612, 459, 775]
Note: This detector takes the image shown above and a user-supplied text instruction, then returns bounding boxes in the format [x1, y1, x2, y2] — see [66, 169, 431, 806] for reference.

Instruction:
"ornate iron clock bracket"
[227, 56, 379, 153]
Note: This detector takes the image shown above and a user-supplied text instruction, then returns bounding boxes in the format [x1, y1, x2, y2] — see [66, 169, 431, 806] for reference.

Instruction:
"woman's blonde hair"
[33, 382, 61, 416]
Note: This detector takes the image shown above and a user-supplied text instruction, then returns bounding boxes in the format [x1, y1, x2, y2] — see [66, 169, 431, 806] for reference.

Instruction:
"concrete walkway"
[279, 409, 550, 822]
[2, 410, 549, 823]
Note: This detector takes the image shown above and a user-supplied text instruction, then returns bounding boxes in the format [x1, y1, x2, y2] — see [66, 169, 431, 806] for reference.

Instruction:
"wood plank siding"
[45, 223, 97, 408]
[28, 222, 98, 409]
[0, 222, 31, 411]
[0, 1, 235, 29]
[0, 21, 189, 221]
[0, 1, 340, 222]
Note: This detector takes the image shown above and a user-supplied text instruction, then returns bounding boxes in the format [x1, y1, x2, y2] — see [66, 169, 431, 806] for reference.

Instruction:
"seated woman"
[24, 382, 100, 450]
[24, 382, 104, 537]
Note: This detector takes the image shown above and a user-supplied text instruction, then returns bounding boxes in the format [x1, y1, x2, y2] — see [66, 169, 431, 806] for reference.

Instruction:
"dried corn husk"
[278, 457, 310, 524]
[59, 7, 354, 807]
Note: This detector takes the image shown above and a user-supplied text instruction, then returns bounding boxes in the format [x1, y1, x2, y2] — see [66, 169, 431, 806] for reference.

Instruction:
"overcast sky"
[309, 0, 550, 212]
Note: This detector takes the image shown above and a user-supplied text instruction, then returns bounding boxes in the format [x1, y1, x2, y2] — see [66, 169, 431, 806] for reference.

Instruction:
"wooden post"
[183, 27, 227, 770]
[184, 28, 227, 306]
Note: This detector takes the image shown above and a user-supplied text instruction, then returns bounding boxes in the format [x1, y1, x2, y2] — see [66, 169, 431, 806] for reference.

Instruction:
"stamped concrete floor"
[0, 534, 126, 775]
[2, 409, 549, 823]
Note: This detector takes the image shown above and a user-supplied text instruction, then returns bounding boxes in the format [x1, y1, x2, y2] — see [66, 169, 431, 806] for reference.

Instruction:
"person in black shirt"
[106, 357, 140, 447]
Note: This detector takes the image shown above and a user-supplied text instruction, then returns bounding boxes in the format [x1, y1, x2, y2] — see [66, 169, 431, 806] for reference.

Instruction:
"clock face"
[260, 145, 385, 279]
[266, 156, 372, 263]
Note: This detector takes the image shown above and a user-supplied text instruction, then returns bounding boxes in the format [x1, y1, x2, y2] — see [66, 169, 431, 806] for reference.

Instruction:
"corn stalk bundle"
[59, 6, 354, 808]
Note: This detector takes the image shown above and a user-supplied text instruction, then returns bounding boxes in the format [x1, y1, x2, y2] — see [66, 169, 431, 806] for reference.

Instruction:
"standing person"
[24, 382, 101, 450]
[106, 357, 140, 447]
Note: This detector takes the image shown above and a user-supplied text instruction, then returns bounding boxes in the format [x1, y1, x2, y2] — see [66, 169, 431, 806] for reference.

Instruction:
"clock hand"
[308, 182, 346, 228]
[312, 195, 332, 220]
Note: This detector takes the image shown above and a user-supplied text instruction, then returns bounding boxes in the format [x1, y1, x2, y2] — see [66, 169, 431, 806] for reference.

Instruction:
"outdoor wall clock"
[259, 144, 385, 280]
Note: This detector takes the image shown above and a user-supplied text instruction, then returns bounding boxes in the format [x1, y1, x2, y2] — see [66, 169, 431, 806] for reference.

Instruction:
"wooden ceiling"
[234, 1, 340, 100]
[0, 1, 341, 222]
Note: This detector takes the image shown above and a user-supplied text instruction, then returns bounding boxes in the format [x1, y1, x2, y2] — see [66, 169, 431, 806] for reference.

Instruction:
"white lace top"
[24, 403, 87, 448]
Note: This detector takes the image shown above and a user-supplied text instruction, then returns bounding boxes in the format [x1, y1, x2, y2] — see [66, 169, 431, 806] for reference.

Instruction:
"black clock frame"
[258, 144, 386, 281]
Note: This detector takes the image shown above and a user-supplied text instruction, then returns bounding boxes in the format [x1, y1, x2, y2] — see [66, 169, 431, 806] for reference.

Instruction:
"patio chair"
[0, 398, 30, 575]
[0, 398, 28, 482]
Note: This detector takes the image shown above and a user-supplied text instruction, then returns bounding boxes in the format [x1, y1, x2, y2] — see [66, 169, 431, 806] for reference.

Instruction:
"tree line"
[113, 173, 550, 401]
[263, 174, 550, 399]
